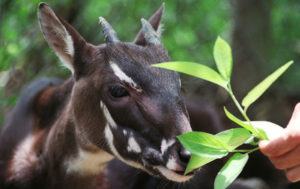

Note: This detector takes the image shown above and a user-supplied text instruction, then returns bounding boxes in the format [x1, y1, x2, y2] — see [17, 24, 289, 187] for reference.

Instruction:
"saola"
[0, 2, 196, 189]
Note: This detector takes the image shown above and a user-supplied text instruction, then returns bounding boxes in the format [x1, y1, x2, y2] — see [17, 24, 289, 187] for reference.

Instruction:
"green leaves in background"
[177, 132, 229, 158]
[153, 62, 227, 89]
[242, 61, 294, 110]
[213, 36, 232, 80]
[214, 153, 249, 189]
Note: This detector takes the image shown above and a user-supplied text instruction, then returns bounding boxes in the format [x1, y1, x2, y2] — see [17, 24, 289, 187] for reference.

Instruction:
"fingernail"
[259, 140, 269, 148]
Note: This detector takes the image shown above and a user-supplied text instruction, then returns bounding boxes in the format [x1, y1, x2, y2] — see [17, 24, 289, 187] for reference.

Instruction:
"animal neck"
[42, 79, 113, 176]
[8, 78, 114, 187]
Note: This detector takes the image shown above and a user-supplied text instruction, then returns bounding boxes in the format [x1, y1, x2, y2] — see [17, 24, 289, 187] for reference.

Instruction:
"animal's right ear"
[38, 3, 86, 74]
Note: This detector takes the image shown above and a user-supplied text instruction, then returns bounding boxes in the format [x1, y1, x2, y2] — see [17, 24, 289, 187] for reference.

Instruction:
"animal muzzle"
[141, 140, 194, 183]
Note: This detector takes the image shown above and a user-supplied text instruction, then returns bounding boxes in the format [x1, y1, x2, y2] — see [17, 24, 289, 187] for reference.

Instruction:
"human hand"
[259, 103, 300, 182]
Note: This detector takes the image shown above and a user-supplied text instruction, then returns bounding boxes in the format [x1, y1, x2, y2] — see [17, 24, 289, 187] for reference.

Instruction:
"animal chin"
[155, 166, 194, 183]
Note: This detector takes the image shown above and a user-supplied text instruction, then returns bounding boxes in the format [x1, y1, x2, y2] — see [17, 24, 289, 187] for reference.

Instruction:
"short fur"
[0, 3, 194, 189]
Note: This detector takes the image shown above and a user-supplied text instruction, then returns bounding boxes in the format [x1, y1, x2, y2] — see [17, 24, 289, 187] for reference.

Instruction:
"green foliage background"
[0, 0, 299, 126]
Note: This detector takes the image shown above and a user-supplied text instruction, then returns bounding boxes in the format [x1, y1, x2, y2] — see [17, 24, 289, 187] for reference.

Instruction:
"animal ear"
[134, 3, 164, 46]
[38, 3, 86, 74]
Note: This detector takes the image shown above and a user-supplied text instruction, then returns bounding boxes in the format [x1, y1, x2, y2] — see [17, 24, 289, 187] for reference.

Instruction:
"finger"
[286, 165, 300, 182]
[269, 144, 300, 170]
[259, 130, 300, 157]
[287, 103, 300, 129]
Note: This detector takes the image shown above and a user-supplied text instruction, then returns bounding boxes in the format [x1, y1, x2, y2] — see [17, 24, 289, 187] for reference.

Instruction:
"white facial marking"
[100, 101, 117, 128]
[166, 156, 177, 170]
[110, 62, 135, 84]
[65, 148, 113, 175]
[123, 130, 127, 135]
[156, 166, 193, 183]
[8, 135, 38, 181]
[161, 139, 175, 154]
[104, 125, 145, 170]
[127, 136, 141, 153]
[110, 62, 142, 92]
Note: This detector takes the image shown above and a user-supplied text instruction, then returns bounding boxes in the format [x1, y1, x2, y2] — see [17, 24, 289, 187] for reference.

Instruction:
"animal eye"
[108, 86, 129, 98]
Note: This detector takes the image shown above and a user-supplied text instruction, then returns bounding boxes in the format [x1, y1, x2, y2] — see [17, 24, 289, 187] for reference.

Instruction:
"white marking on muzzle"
[127, 136, 141, 153]
[104, 125, 145, 170]
[166, 156, 177, 170]
[100, 101, 117, 128]
[161, 139, 175, 154]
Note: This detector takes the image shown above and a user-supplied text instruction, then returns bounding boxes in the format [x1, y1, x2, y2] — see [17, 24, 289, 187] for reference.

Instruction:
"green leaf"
[247, 121, 284, 140]
[185, 155, 215, 175]
[223, 107, 258, 136]
[153, 62, 228, 89]
[214, 153, 249, 189]
[216, 128, 252, 150]
[177, 132, 229, 158]
[213, 36, 233, 80]
[242, 61, 294, 110]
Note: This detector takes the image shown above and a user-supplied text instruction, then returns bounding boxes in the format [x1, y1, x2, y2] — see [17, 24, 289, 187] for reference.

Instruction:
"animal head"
[38, 3, 193, 182]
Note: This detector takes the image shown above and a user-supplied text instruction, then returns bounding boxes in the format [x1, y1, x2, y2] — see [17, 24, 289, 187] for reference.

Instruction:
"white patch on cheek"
[104, 125, 145, 171]
[123, 130, 127, 135]
[127, 136, 141, 153]
[161, 139, 175, 154]
[100, 101, 117, 128]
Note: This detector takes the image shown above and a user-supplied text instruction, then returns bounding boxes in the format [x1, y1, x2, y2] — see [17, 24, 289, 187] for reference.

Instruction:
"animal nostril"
[178, 149, 191, 165]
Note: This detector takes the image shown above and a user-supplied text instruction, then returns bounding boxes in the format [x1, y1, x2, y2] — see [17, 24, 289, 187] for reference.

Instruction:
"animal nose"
[178, 148, 191, 167]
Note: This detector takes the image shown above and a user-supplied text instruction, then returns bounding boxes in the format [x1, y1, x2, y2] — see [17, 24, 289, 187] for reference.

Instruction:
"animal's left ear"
[134, 3, 164, 46]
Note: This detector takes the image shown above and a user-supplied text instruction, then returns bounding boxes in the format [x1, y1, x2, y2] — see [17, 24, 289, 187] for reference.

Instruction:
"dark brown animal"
[0, 3, 195, 189]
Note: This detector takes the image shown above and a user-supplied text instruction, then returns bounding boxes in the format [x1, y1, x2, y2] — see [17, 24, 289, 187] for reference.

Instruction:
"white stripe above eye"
[110, 61, 137, 86]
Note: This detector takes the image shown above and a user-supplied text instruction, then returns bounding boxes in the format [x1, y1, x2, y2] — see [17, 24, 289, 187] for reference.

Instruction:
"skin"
[259, 103, 300, 182]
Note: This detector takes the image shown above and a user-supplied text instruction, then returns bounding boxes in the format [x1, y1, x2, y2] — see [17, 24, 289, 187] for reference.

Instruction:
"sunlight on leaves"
[214, 153, 249, 189]
[213, 36, 232, 80]
[216, 128, 252, 150]
[177, 132, 229, 158]
[223, 107, 259, 137]
[185, 155, 215, 175]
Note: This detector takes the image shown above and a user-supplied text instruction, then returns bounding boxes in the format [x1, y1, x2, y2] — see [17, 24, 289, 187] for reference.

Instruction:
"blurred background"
[0, 0, 299, 128]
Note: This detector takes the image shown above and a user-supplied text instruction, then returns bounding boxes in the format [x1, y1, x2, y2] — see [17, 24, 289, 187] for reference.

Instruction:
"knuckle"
[274, 163, 286, 170]
[295, 103, 300, 111]
[288, 131, 300, 142]
[286, 172, 299, 182]
[271, 159, 286, 170]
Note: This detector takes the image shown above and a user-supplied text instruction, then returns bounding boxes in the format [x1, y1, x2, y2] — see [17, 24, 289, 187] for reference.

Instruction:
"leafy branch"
[153, 36, 293, 189]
